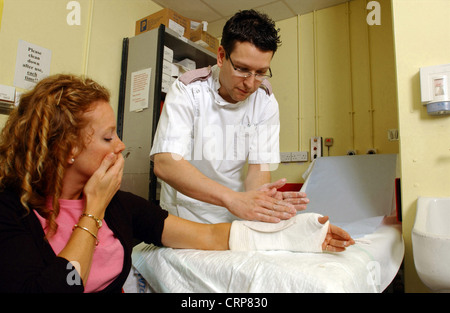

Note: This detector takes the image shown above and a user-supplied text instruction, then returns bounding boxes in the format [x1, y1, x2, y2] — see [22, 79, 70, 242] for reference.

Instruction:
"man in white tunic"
[151, 10, 309, 223]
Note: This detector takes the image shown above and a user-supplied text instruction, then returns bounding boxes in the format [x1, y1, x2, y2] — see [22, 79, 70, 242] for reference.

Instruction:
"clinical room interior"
[1, 0, 449, 293]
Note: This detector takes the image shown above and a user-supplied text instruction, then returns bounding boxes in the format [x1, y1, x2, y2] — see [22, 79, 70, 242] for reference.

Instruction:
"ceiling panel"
[284, 0, 350, 15]
[201, 0, 277, 17]
[255, 1, 296, 22]
[151, 0, 351, 37]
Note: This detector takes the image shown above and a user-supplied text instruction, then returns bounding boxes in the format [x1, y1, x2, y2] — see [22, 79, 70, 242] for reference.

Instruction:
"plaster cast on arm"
[229, 213, 328, 253]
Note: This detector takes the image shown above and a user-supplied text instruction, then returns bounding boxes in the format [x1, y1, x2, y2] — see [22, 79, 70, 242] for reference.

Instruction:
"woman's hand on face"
[83, 153, 124, 218]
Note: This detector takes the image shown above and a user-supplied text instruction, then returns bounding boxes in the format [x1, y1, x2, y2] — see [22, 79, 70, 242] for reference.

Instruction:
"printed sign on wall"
[14, 40, 52, 90]
[130, 68, 152, 112]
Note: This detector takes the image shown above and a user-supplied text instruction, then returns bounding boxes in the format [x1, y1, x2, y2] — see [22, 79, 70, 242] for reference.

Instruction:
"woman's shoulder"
[0, 188, 27, 219]
[0, 188, 22, 207]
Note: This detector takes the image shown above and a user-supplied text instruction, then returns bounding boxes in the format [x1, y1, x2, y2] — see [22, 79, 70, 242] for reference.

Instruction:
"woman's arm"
[59, 153, 124, 284]
[161, 215, 230, 250]
[161, 214, 353, 252]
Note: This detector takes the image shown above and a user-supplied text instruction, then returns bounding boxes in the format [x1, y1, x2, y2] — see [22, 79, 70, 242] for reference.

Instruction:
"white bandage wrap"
[229, 213, 329, 253]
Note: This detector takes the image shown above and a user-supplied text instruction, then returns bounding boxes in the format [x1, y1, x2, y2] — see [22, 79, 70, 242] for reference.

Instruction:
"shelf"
[0, 100, 14, 115]
[163, 27, 217, 68]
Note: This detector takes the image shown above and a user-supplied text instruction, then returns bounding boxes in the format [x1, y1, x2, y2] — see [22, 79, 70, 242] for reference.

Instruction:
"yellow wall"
[270, 17, 300, 155]
[271, 0, 398, 183]
[392, 0, 450, 292]
[0, 0, 163, 118]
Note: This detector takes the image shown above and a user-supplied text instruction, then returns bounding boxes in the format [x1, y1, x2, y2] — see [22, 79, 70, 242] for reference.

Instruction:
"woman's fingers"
[320, 218, 355, 252]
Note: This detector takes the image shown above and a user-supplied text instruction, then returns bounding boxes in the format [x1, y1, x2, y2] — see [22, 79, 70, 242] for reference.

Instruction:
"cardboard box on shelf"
[190, 24, 219, 54]
[136, 8, 191, 39]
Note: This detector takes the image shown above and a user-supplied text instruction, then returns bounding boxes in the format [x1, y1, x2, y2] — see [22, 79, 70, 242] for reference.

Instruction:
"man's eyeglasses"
[226, 51, 272, 82]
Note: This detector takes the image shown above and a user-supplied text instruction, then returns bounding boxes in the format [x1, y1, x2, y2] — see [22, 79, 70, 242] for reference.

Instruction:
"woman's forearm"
[58, 216, 98, 285]
[161, 215, 231, 250]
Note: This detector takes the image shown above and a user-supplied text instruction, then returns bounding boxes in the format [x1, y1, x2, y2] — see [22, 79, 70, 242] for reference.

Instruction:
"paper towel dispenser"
[420, 63, 450, 115]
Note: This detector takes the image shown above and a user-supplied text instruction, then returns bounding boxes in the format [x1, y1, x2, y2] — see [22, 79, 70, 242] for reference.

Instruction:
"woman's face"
[71, 100, 125, 181]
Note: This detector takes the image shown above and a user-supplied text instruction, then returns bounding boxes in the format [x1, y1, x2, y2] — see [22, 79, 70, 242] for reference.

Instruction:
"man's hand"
[225, 189, 297, 223]
[258, 178, 309, 212]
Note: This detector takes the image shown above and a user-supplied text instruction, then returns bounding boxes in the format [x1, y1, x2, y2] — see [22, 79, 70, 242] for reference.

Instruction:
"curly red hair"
[0, 74, 110, 235]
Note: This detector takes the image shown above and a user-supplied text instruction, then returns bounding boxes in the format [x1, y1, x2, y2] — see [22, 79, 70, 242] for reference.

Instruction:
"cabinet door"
[120, 28, 160, 200]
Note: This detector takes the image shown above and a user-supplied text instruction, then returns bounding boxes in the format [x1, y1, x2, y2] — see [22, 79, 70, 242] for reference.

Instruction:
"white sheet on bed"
[128, 222, 403, 293]
[124, 155, 404, 293]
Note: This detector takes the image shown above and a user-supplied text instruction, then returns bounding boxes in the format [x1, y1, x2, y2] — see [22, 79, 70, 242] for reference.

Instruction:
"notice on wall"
[130, 68, 151, 112]
[14, 40, 52, 90]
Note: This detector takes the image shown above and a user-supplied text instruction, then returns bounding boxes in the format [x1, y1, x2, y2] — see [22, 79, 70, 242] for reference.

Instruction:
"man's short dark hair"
[221, 9, 281, 56]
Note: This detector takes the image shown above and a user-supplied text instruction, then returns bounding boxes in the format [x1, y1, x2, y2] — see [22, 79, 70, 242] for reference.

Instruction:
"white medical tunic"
[150, 65, 280, 223]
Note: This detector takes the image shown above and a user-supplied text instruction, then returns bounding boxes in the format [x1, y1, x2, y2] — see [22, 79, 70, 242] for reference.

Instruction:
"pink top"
[34, 198, 124, 293]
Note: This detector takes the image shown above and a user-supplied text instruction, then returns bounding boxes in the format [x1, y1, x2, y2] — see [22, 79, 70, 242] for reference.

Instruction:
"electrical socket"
[280, 151, 308, 163]
[291, 151, 308, 162]
[280, 152, 292, 162]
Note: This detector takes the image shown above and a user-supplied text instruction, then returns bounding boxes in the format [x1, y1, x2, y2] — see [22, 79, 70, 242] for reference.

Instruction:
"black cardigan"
[0, 189, 168, 293]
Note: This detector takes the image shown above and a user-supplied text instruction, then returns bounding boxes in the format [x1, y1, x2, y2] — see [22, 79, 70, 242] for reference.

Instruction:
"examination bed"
[125, 154, 404, 293]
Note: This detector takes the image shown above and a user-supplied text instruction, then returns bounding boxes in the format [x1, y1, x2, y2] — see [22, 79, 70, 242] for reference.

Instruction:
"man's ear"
[217, 46, 226, 68]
